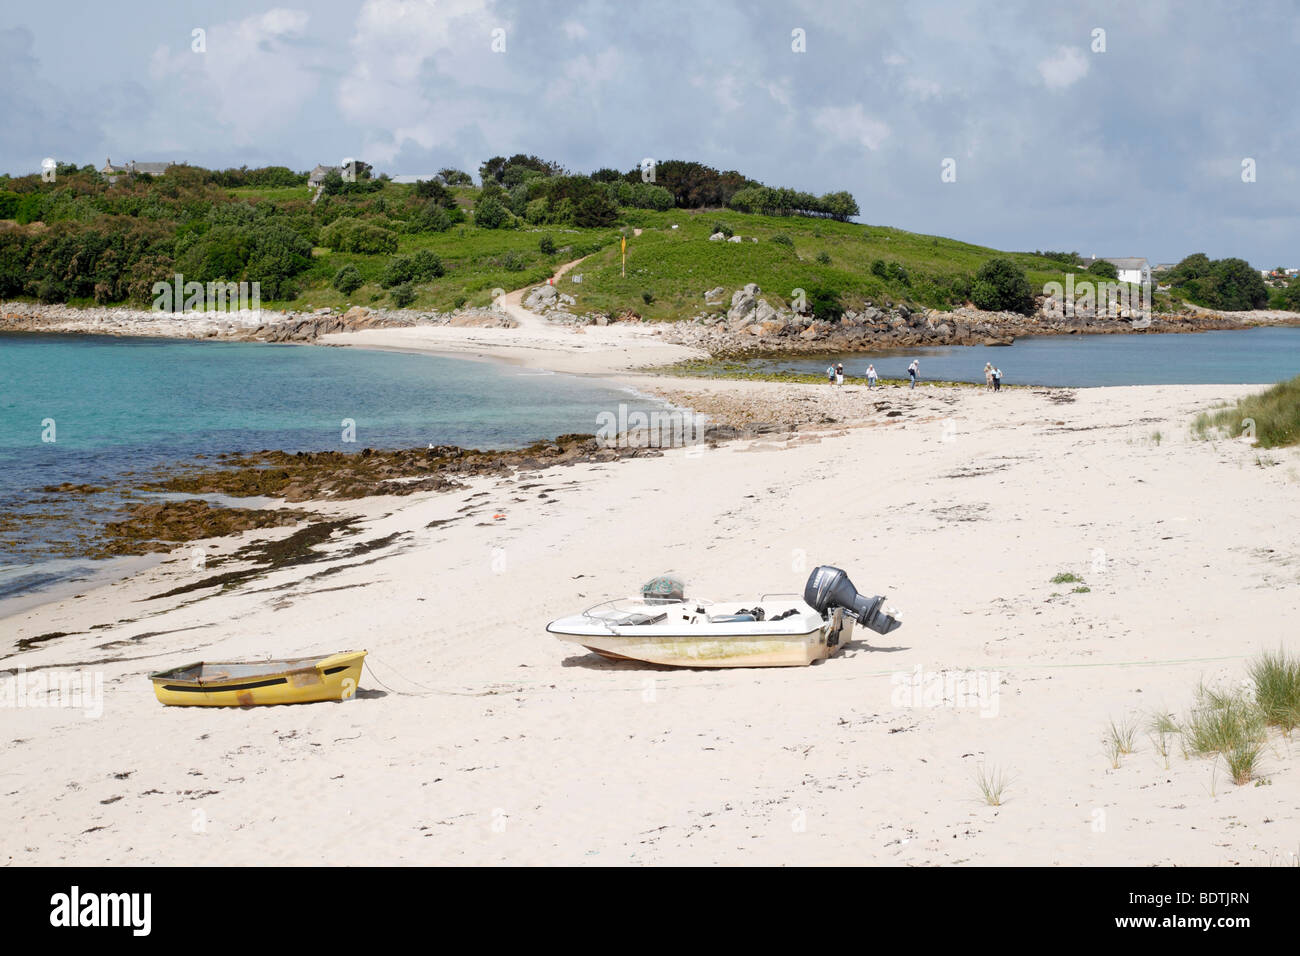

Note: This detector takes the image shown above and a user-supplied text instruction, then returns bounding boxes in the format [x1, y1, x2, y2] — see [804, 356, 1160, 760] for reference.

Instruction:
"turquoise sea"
[0, 333, 666, 605]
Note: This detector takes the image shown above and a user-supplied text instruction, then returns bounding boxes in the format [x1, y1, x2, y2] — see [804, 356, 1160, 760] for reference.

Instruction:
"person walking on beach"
[866, 364, 878, 389]
[826, 364, 835, 384]
[984, 362, 994, 390]
[993, 366, 1003, 392]
[835, 362, 845, 386]
[907, 359, 919, 389]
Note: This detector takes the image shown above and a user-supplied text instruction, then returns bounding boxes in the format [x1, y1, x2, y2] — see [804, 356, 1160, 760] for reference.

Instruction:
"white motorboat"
[547, 566, 901, 668]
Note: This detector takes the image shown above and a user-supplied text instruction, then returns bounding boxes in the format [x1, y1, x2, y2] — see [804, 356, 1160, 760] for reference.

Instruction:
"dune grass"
[1192, 374, 1300, 448]
[1250, 649, 1300, 733]
[1112, 651, 1300, 787]
[975, 764, 1009, 806]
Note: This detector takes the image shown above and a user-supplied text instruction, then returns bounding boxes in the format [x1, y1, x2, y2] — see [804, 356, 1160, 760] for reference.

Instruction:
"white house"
[1079, 256, 1151, 285]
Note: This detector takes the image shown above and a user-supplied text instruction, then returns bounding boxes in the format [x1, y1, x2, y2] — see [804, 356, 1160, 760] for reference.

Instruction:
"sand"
[317, 275, 709, 374]
[4, 375, 1299, 866]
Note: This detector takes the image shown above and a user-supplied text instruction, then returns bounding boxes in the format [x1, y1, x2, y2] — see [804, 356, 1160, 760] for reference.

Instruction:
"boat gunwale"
[147, 651, 365, 686]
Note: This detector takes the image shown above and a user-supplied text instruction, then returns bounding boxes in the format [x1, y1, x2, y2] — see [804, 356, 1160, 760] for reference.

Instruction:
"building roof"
[1079, 256, 1149, 271]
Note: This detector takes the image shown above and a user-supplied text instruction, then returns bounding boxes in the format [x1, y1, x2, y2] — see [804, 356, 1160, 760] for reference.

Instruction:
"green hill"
[0, 163, 1132, 318]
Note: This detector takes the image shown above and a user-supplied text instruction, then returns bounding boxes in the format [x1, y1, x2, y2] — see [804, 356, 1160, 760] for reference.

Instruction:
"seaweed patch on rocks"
[144, 435, 670, 503]
[89, 500, 315, 558]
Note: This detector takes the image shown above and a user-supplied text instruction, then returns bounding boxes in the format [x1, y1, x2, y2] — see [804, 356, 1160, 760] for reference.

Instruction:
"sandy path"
[319, 257, 707, 374]
[4, 383, 1299, 866]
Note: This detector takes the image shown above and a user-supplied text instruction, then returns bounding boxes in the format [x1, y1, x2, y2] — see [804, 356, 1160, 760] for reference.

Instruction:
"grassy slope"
[228, 183, 1086, 317]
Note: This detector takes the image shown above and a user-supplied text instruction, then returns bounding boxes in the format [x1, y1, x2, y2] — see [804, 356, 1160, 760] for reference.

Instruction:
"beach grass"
[1148, 711, 1178, 767]
[1192, 374, 1300, 448]
[1249, 649, 1300, 733]
[975, 764, 1009, 806]
[1112, 652, 1300, 787]
[1051, 571, 1082, 584]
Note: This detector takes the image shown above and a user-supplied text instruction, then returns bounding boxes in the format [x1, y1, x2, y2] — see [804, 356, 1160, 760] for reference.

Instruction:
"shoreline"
[4, 381, 1298, 865]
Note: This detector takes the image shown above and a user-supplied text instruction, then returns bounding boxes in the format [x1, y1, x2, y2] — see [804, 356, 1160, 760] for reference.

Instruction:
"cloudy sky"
[4, 0, 1297, 266]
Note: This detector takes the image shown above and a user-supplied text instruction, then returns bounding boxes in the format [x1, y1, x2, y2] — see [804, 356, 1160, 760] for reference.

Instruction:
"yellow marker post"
[621, 235, 626, 277]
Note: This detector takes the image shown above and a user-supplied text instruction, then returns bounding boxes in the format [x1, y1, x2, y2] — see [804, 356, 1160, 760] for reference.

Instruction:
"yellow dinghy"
[148, 650, 366, 706]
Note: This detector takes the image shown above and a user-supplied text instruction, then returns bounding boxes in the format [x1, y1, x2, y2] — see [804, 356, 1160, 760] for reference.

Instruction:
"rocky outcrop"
[659, 287, 1300, 357]
[0, 301, 513, 343]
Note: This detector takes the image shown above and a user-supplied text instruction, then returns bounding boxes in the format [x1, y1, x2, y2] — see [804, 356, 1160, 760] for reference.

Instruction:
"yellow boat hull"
[149, 651, 366, 707]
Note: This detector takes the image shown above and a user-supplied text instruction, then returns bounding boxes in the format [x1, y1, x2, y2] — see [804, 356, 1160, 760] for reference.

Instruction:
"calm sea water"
[740, 326, 1300, 386]
[0, 333, 666, 605]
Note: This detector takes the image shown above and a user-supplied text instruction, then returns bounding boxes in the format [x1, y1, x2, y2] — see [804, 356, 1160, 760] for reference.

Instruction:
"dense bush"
[389, 282, 416, 307]
[625, 160, 753, 208]
[771, 234, 793, 247]
[473, 194, 511, 229]
[539, 235, 556, 255]
[333, 264, 363, 294]
[805, 285, 844, 321]
[971, 258, 1035, 315]
[1087, 259, 1119, 279]
[1167, 253, 1268, 310]
[320, 219, 398, 254]
[437, 168, 473, 186]
[728, 186, 859, 221]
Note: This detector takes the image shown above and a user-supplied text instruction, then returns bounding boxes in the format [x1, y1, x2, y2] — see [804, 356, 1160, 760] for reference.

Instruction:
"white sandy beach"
[4, 374, 1299, 866]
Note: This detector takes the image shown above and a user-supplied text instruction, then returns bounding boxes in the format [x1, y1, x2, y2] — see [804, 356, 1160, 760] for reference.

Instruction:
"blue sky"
[3, 0, 1297, 266]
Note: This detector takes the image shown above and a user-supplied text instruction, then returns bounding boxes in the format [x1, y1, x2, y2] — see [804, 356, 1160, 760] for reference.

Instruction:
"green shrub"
[642, 290, 654, 304]
[332, 265, 362, 295]
[711, 221, 734, 238]
[972, 257, 1036, 315]
[539, 235, 556, 255]
[501, 251, 525, 272]
[771, 234, 793, 247]
[389, 282, 416, 308]
[410, 249, 444, 280]
[473, 195, 511, 229]
[816, 251, 831, 265]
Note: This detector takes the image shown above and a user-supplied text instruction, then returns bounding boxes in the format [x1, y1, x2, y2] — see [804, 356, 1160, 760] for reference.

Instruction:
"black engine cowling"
[803, 566, 901, 635]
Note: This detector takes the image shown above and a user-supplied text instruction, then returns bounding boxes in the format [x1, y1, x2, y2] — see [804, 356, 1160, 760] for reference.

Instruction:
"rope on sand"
[362, 655, 497, 698]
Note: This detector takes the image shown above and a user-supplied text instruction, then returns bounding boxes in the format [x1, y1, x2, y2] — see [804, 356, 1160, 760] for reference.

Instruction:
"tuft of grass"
[1183, 684, 1266, 758]
[1105, 715, 1137, 766]
[1072, 585, 1091, 593]
[1225, 742, 1263, 785]
[1148, 712, 1178, 768]
[1249, 649, 1300, 733]
[1150, 429, 1163, 445]
[1051, 571, 1081, 584]
[1193, 375, 1300, 448]
[975, 764, 1009, 806]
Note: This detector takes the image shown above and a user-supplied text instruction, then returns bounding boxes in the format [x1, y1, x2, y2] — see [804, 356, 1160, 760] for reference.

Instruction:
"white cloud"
[812, 104, 890, 151]
[148, 9, 318, 146]
[1037, 45, 1090, 90]
[337, 0, 507, 165]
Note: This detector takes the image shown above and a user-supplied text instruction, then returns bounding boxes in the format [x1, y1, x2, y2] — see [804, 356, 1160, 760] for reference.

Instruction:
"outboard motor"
[804, 566, 902, 635]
